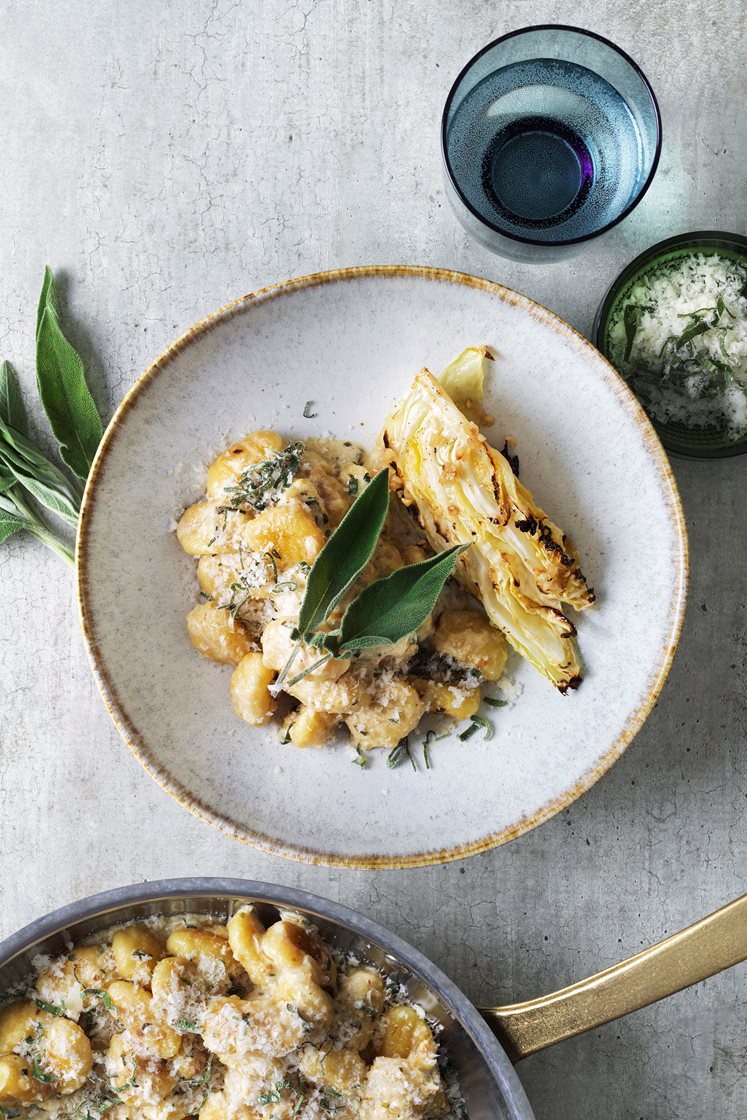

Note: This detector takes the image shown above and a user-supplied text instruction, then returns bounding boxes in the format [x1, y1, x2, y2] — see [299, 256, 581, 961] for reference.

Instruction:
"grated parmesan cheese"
[607, 251, 747, 439]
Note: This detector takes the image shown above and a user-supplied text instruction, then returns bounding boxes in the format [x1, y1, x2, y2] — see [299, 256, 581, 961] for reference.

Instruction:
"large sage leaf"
[0, 419, 81, 525]
[297, 467, 390, 637]
[0, 361, 28, 435]
[0, 493, 28, 543]
[333, 543, 469, 653]
[36, 266, 103, 479]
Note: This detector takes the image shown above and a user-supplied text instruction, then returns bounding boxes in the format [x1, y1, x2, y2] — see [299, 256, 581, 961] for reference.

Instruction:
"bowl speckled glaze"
[77, 266, 688, 868]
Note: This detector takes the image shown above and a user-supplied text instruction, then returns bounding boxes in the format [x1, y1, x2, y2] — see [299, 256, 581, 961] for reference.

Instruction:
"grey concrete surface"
[0, 1, 745, 1116]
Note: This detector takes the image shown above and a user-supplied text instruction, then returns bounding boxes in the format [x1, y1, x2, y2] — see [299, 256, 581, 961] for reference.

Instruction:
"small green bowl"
[594, 230, 747, 458]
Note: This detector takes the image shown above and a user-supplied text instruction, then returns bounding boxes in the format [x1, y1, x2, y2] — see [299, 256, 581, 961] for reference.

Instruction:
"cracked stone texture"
[0, 1, 745, 1117]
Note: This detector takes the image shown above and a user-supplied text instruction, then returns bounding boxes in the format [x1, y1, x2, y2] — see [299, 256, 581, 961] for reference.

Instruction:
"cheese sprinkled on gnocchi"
[0, 911, 456, 1119]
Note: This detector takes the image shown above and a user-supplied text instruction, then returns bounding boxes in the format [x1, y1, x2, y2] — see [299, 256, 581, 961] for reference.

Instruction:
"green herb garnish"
[34, 998, 65, 1016]
[303, 401, 317, 418]
[221, 441, 304, 512]
[351, 745, 369, 768]
[675, 317, 710, 350]
[83, 987, 115, 1011]
[173, 1017, 200, 1033]
[275, 467, 470, 698]
[31, 1058, 54, 1083]
[484, 696, 509, 708]
[328, 544, 469, 656]
[459, 714, 492, 741]
[387, 738, 415, 771]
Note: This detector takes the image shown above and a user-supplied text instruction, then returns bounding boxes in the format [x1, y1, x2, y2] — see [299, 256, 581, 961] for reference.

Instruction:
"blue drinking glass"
[441, 26, 662, 261]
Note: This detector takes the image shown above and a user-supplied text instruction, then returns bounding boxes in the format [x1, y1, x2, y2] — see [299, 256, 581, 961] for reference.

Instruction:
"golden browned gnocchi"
[177, 431, 510, 761]
[0, 911, 450, 1119]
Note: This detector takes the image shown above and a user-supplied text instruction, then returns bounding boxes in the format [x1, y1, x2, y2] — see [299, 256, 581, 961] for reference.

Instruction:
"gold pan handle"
[482, 893, 747, 1062]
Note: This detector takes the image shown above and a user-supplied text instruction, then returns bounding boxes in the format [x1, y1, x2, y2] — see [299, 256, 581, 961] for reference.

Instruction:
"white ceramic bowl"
[78, 267, 688, 868]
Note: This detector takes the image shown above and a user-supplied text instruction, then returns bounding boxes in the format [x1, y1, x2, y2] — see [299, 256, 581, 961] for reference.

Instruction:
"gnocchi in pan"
[0, 911, 455, 1119]
[176, 431, 509, 755]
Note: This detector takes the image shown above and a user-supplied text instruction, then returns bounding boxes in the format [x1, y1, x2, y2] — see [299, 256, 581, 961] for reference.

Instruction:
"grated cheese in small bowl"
[596, 233, 747, 456]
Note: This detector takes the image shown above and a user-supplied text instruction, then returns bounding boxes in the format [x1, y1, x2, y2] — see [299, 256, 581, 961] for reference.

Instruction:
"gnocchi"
[0, 912, 451, 1119]
[177, 431, 510, 757]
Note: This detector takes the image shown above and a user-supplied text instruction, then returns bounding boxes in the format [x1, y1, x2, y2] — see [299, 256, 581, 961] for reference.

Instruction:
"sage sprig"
[280, 464, 470, 682]
[0, 270, 103, 566]
[325, 544, 469, 655]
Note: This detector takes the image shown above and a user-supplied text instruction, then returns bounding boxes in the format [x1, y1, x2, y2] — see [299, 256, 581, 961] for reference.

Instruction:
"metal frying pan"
[0, 879, 744, 1119]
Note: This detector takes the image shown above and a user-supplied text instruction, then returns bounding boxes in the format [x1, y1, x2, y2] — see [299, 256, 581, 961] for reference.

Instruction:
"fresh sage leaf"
[0, 509, 27, 544]
[5, 470, 80, 526]
[297, 467, 390, 637]
[0, 362, 28, 435]
[36, 266, 103, 479]
[334, 543, 469, 654]
[36, 266, 54, 340]
[0, 420, 81, 525]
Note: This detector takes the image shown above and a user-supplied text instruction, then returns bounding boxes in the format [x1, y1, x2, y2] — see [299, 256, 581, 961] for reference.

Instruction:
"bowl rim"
[76, 264, 689, 869]
[440, 23, 663, 248]
[593, 229, 747, 459]
[0, 877, 535, 1120]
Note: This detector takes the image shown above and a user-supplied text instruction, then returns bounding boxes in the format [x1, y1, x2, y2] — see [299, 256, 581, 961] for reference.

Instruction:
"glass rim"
[593, 229, 747, 459]
[440, 23, 663, 248]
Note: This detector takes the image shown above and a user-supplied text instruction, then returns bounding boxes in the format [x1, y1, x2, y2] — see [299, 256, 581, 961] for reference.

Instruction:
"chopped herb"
[387, 738, 415, 771]
[31, 1058, 54, 1084]
[423, 739, 432, 770]
[74, 1090, 119, 1119]
[303, 401, 317, 418]
[112, 1057, 138, 1093]
[320, 1087, 345, 1113]
[461, 714, 493, 740]
[347, 476, 359, 495]
[675, 317, 710, 350]
[131, 948, 150, 959]
[351, 745, 369, 768]
[272, 580, 298, 592]
[221, 441, 304, 513]
[34, 998, 65, 1016]
[483, 696, 508, 708]
[241, 1012, 252, 1024]
[173, 1017, 200, 1033]
[84, 988, 115, 1011]
[266, 549, 279, 583]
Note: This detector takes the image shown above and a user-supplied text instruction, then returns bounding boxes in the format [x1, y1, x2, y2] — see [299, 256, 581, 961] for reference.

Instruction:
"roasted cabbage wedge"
[380, 365, 594, 691]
